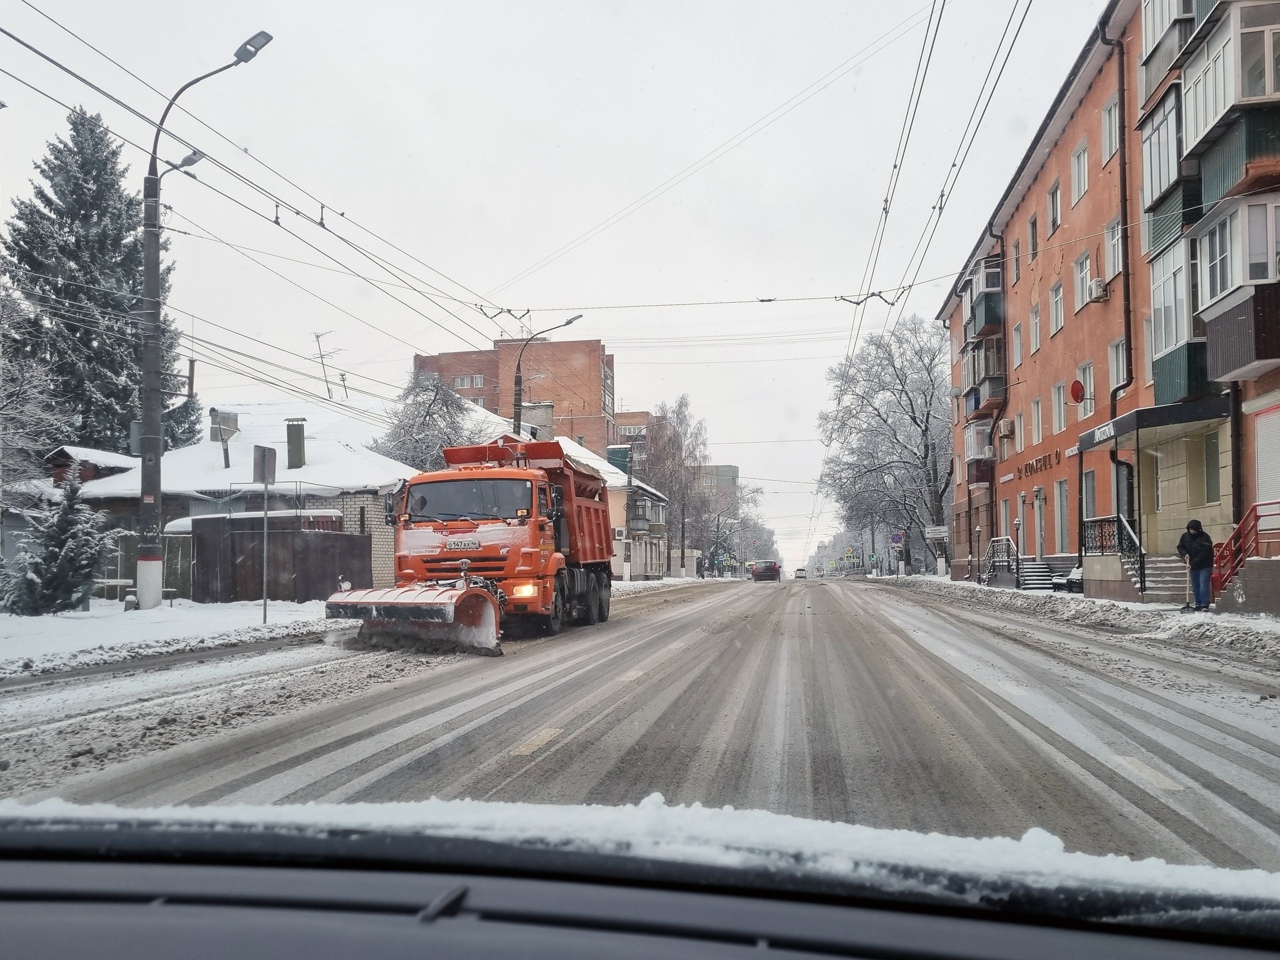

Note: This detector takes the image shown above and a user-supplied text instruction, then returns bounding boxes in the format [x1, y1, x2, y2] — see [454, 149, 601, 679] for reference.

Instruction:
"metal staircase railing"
[1083, 515, 1146, 593]
[979, 536, 1019, 587]
[1213, 499, 1280, 594]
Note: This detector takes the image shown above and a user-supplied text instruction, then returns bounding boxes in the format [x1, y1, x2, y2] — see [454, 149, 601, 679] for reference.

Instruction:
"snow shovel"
[1180, 558, 1195, 614]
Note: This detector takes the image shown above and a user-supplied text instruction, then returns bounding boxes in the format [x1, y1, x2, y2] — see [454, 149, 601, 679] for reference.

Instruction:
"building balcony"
[648, 522, 667, 537]
[1200, 109, 1280, 207]
[963, 290, 1003, 341]
[1205, 282, 1280, 380]
[965, 459, 994, 489]
[1147, 179, 1202, 254]
[1153, 340, 1213, 405]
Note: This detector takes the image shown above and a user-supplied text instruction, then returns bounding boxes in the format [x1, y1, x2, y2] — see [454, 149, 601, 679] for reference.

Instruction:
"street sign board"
[843, 547, 853, 558]
[253, 445, 276, 486]
[889, 531, 904, 545]
[924, 524, 949, 540]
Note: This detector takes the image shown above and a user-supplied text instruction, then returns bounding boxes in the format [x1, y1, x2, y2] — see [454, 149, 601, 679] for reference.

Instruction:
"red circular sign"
[1070, 379, 1086, 404]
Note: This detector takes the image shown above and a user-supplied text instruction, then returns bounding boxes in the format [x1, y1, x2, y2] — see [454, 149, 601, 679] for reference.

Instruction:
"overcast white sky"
[1, 0, 1110, 567]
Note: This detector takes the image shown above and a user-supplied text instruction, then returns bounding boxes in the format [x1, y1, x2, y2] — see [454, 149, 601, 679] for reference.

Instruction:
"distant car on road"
[794, 568, 807, 579]
[1052, 564, 1083, 593]
[751, 561, 781, 582]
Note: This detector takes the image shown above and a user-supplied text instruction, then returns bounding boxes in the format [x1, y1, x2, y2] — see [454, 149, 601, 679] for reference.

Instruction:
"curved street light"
[511, 315, 580, 437]
[137, 31, 273, 610]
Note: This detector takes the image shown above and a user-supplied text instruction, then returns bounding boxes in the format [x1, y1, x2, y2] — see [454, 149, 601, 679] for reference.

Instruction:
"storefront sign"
[1092, 422, 1115, 444]
[1016, 449, 1060, 480]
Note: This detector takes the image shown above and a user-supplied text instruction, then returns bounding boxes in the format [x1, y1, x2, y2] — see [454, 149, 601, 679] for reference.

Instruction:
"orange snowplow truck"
[326, 439, 613, 654]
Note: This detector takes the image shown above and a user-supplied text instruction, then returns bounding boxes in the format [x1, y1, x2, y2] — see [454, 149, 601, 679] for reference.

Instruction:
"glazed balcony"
[1200, 110, 1280, 207]
[1153, 340, 1212, 405]
[1205, 280, 1280, 380]
[963, 289, 1003, 342]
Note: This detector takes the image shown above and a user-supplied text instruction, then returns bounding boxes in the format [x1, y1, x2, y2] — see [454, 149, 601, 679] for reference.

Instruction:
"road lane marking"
[1114, 754, 1184, 792]
[509, 727, 563, 756]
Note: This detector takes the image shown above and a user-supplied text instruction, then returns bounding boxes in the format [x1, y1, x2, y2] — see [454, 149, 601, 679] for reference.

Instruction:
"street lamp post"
[511, 315, 579, 437]
[137, 31, 272, 610]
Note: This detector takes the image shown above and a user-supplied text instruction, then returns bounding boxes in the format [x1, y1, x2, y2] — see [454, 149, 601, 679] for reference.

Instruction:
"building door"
[1055, 479, 1070, 554]
[1033, 491, 1045, 560]
[1257, 408, 1280, 530]
[1017, 497, 1026, 556]
[1083, 470, 1097, 520]
[1000, 499, 1011, 540]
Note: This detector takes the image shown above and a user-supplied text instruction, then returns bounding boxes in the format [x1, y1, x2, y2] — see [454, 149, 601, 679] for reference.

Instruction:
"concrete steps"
[1020, 561, 1054, 590]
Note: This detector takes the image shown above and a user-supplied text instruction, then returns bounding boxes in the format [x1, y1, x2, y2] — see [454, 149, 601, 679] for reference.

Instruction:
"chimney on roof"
[286, 418, 307, 469]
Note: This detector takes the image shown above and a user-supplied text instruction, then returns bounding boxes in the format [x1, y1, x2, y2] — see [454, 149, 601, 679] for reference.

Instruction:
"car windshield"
[5, 2, 1280, 948]
[406, 479, 532, 521]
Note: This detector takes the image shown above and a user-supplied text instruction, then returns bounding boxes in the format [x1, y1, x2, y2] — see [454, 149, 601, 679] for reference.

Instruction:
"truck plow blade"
[325, 584, 501, 656]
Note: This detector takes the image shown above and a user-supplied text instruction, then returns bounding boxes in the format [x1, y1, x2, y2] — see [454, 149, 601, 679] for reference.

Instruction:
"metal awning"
[1077, 393, 1231, 453]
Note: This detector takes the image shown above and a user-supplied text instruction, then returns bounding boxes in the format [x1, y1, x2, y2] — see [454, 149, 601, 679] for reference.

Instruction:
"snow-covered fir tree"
[0, 107, 201, 454]
[0, 289, 74, 492]
[3, 467, 112, 616]
[370, 372, 475, 472]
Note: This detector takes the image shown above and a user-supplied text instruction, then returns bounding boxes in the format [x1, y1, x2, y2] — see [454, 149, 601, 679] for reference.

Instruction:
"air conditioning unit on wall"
[997, 419, 1015, 438]
[982, 445, 995, 460]
[613, 527, 626, 541]
[1088, 278, 1108, 303]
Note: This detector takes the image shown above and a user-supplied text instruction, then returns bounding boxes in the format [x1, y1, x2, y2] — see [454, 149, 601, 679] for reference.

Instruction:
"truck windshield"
[406, 479, 533, 521]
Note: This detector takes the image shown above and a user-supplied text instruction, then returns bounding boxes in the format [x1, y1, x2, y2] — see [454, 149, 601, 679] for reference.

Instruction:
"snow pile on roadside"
[6, 792, 1279, 903]
[885, 576, 1280, 668]
[611, 577, 730, 598]
[885, 577, 1164, 631]
[0, 600, 332, 681]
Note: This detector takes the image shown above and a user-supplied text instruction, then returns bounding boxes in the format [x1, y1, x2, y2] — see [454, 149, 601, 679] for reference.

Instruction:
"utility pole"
[313, 331, 337, 399]
[137, 31, 272, 610]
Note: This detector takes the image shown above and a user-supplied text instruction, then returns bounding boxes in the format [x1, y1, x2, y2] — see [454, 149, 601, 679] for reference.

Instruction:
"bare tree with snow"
[819, 313, 953, 567]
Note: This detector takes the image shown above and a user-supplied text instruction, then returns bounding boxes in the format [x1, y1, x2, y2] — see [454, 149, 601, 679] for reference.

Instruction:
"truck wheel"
[597, 572, 611, 622]
[579, 575, 600, 625]
[541, 576, 566, 635]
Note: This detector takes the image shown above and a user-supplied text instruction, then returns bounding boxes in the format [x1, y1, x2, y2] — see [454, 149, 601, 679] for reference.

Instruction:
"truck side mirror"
[384, 492, 397, 526]
[551, 485, 564, 518]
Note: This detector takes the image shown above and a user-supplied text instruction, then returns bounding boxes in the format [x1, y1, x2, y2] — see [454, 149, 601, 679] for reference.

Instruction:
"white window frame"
[1031, 398, 1043, 445]
[1109, 338, 1127, 390]
[1183, 17, 1234, 152]
[1052, 382, 1066, 434]
[1078, 361, 1095, 420]
[1198, 209, 1239, 306]
[1048, 181, 1061, 233]
[1083, 469, 1097, 521]
[1102, 95, 1119, 161]
[452, 375, 471, 389]
[1151, 242, 1188, 358]
[1105, 218, 1122, 278]
[1143, 315, 1155, 383]
[1012, 322, 1023, 368]
[1055, 478, 1070, 554]
[1029, 215, 1039, 260]
[1050, 282, 1064, 334]
[1030, 303, 1041, 353]
[1141, 90, 1180, 210]
[1012, 239, 1021, 283]
[1071, 141, 1088, 205]
[1074, 253, 1092, 312]
[1015, 412, 1025, 453]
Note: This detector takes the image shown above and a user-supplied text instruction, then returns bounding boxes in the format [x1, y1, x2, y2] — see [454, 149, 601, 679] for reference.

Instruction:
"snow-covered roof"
[163, 510, 343, 533]
[44, 446, 138, 469]
[79, 404, 420, 500]
[552, 435, 668, 502]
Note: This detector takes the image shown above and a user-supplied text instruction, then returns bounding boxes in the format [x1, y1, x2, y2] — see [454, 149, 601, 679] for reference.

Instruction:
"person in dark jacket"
[1177, 519, 1215, 611]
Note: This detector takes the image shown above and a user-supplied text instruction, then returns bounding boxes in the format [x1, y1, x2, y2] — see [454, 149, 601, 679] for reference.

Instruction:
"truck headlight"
[512, 583, 539, 598]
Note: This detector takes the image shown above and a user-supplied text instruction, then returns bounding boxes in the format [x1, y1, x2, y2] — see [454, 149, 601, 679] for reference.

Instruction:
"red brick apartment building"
[414, 338, 618, 455]
[946, 0, 1280, 610]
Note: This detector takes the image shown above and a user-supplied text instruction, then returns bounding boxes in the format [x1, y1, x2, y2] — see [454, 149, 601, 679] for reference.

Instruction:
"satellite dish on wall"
[1070, 379, 1086, 404]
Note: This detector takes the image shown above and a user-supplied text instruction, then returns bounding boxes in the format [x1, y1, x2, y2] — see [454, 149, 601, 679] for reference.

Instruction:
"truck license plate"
[446, 538, 481, 551]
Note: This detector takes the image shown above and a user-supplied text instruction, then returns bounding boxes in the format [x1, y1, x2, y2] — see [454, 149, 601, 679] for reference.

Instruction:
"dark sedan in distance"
[751, 561, 781, 582]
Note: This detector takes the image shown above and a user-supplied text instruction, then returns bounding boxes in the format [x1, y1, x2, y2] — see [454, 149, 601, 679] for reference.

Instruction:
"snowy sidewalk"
[876, 574, 1280, 672]
[1, 577, 728, 681]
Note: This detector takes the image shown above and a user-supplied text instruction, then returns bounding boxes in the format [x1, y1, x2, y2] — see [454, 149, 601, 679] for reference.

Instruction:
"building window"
[1012, 323, 1023, 368]
[1050, 282, 1064, 334]
[1071, 142, 1088, 205]
[1031, 398, 1043, 444]
[1248, 202, 1270, 279]
[1030, 303, 1041, 353]
[452, 375, 471, 388]
[1183, 21, 1233, 152]
[1151, 242, 1187, 357]
[1102, 95, 1119, 161]
[473, 374, 484, 388]
[1142, 0, 1180, 58]
[1077, 362, 1095, 419]
[1105, 218, 1122, 278]
[1141, 91, 1179, 210]
[470, 397, 485, 406]
[1029, 215, 1039, 260]
[1052, 382, 1066, 434]
[1202, 211, 1237, 302]
[1048, 181, 1061, 233]
[1012, 239, 1021, 283]
[1074, 253, 1092, 311]
[1015, 412, 1025, 453]
[1083, 470, 1097, 520]
[1109, 338, 1127, 390]
[1205, 429, 1221, 503]
[1143, 315, 1155, 382]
